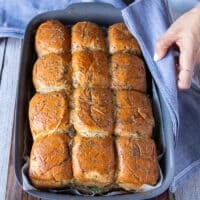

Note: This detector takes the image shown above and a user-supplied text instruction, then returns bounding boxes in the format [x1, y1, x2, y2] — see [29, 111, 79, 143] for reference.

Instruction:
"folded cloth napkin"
[0, 0, 125, 38]
[171, 85, 200, 192]
[1, 0, 200, 193]
[122, 0, 179, 138]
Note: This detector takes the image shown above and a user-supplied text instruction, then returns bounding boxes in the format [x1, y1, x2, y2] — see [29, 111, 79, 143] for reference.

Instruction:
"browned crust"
[29, 91, 70, 139]
[35, 20, 70, 57]
[33, 53, 72, 93]
[116, 137, 159, 191]
[72, 134, 115, 186]
[72, 88, 114, 136]
[114, 90, 154, 137]
[72, 50, 110, 88]
[29, 134, 72, 188]
[108, 23, 141, 55]
[111, 53, 146, 92]
[72, 21, 106, 52]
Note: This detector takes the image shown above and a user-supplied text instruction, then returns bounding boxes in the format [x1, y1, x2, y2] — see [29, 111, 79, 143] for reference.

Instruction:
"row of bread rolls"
[108, 23, 159, 190]
[29, 20, 73, 188]
[28, 20, 159, 192]
[71, 22, 115, 188]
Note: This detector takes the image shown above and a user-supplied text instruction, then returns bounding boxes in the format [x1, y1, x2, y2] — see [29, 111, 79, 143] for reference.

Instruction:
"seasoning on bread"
[72, 134, 115, 187]
[72, 50, 110, 88]
[114, 90, 154, 138]
[33, 53, 72, 94]
[111, 53, 146, 92]
[108, 22, 141, 55]
[116, 137, 159, 191]
[29, 134, 72, 188]
[71, 88, 114, 137]
[72, 21, 106, 52]
[29, 91, 70, 140]
[35, 20, 70, 57]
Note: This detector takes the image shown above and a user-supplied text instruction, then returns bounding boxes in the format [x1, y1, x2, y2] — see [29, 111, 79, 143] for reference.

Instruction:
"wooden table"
[0, 37, 199, 200]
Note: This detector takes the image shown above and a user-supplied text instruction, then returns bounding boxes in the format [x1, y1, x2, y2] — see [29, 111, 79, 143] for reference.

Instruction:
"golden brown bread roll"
[108, 23, 141, 55]
[72, 134, 115, 187]
[29, 91, 70, 140]
[114, 90, 154, 137]
[71, 88, 114, 136]
[116, 137, 159, 191]
[29, 134, 72, 188]
[35, 20, 70, 57]
[72, 21, 106, 52]
[111, 53, 146, 92]
[72, 50, 110, 88]
[33, 53, 72, 94]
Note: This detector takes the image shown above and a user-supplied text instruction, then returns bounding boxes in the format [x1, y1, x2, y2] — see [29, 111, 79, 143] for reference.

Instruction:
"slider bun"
[29, 134, 72, 188]
[72, 134, 115, 187]
[72, 50, 110, 88]
[71, 88, 114, 137]
[108, 22, 141, 55]
[111, 53, 146, 92]
[33, 53, 72, 94]
[116, 137, 159, 191]
[72, 21, 106, 52]
[35, 20, 70, 57]
[115, 90, 154, 138]
[29, 91, 70, 140]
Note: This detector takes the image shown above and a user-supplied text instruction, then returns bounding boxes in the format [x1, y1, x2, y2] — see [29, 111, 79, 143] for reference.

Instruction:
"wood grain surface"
[0, 38, 22, 199]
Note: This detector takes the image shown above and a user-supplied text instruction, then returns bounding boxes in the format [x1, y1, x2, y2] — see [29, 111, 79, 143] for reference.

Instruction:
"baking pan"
[14, 2, 175, 200]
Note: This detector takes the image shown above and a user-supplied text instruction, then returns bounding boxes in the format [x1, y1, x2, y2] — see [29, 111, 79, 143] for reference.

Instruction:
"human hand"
[154, 5, 200, 89]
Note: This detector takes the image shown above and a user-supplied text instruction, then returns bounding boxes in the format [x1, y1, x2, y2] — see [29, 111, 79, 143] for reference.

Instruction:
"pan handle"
[60, 2, 123, 25]
[62, 2, 121, 11]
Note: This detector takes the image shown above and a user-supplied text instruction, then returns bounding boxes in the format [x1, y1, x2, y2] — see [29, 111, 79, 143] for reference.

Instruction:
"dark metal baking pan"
[14, 2, 175, 200]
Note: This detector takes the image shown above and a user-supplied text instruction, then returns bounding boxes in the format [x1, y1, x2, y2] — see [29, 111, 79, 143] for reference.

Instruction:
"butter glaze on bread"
[29, 134, 72, 188]
[72, 134, 115, 187]
[35, 20, 70, 57]
[116, 137, 159, 191]
[111, 53, 146, 92]
[114, 90, 154, 137]
[108, 23, 141, 55]
[71, 88, 114, 136]
[29, 91, 70, 140]
[33, 53, 72, 94]
[72, 21, 106, 52]
[72, 50, 110, 88]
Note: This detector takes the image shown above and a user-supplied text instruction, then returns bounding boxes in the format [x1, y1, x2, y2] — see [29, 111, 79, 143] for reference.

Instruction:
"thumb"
[154, 28, 176, 61]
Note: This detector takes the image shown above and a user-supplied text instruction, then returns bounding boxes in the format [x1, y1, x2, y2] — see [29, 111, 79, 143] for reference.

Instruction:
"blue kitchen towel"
[170, 85, 200, 192]
[122, 0, 179, 139]
[0, 0, 125, 38]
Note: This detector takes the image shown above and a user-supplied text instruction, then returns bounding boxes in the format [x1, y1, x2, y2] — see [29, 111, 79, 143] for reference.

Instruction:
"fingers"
[153, 5, 200, 90]
[154, 28, 176, 61]
[154, 29, 195, 90]
[177, 41, 195, 89]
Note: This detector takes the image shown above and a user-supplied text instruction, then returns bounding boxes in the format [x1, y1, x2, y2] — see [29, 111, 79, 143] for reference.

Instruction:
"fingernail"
[153, 53, 160, 62]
